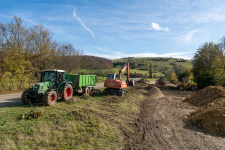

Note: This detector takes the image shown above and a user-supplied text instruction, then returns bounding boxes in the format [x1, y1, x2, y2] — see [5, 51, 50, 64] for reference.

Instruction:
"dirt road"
[127, 89, 225, 150]
[0, 93, 22, 107]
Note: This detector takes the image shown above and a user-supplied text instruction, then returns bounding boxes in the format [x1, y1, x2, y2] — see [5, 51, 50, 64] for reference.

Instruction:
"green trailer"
[21, 69, 96, 106]
[68, 74, 96, 95]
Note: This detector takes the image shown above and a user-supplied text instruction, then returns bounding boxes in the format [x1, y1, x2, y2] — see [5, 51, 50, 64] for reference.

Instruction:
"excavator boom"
[119, 62, 130, 83]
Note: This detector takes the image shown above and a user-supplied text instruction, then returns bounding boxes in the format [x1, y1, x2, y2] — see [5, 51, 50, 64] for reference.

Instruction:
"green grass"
[0, 88, 147, 149]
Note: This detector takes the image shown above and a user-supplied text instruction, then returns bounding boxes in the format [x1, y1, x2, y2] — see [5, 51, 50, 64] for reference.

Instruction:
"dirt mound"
[187, 100, 225, 135]
[184, 86, 225, 107]
[184, 86, 225, 135]
[147, 87, 164, 98]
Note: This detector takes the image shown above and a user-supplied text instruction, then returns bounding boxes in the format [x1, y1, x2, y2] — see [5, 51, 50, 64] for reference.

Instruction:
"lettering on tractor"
[21, 69, 96, 106]
[103, 62, 134, 96]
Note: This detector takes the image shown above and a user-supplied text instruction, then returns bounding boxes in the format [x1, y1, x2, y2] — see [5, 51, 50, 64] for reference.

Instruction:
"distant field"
[112, 57, 192, 78]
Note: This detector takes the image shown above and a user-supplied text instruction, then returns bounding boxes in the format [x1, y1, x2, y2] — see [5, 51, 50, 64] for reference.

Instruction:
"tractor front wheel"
[43, 91, 57, 106]
[21, 89, 35, 104]
[62, 84, 73, 101]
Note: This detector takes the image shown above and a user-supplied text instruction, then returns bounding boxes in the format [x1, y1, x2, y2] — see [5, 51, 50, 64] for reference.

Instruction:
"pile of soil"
[184, 86, 225, 135]
[184, 86, 225, 106]
[146, 87, 164, 98]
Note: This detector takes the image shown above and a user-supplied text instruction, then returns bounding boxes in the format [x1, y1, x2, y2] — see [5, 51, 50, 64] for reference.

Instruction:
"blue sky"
[1, 0, 225, 59]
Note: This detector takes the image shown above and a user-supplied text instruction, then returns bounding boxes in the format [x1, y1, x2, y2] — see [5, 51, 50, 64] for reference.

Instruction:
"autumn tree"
[165, 69, 175, 81]
[0, 17, 31, 83]
[55, 43, 82, 72]
[170, 73, 178, 82]
[30, 25, 57, 72]
[192, 42, 223, 87]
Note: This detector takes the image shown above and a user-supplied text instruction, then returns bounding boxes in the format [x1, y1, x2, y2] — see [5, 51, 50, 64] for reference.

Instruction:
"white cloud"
[148, 22, 169, 32]
[73, 8, 95, 37]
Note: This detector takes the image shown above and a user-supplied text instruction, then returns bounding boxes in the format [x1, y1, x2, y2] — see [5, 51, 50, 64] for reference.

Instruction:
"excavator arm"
[119, 62, 130, 83]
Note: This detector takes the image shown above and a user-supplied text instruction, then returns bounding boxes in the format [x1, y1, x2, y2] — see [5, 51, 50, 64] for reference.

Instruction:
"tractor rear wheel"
[21, 89, 35, 104]
[43, 91, 57, 106]
[62, 84, 73, 101]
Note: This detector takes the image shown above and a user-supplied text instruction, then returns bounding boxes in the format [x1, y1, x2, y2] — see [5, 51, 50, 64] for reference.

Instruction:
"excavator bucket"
[127, 80, 135, 87]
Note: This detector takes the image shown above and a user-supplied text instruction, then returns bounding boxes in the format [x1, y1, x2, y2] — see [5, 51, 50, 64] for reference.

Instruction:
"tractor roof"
[43, 69, 66, 72]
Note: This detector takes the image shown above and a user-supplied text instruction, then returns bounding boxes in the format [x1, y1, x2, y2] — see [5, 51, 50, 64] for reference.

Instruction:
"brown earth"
[184, 85, 225, 107]
[126, 88, 225, 150]
[146, 87, 164, 98]
[184, 86, 225, 136]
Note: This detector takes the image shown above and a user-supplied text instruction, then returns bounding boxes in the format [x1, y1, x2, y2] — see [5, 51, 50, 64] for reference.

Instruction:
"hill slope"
[112, 57, 192, 77]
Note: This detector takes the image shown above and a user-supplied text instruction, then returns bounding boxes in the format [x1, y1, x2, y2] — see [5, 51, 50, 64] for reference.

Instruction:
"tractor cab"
[39, 69, 67, 82]
[35, 69, 68, 92]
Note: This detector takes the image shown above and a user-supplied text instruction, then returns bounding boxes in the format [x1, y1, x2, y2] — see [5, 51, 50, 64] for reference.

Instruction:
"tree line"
[157, 37, 225, 87]
[0, 16, 112, 91]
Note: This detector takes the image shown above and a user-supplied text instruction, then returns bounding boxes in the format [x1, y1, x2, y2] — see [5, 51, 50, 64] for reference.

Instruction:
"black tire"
[21, 89, 35, 104]
[191, 86, 196, 91]
[85, 87, 90, 96]
[103, 88, 109, 95]
[62, 84, 73, 101]
[43, 91, 57, 106]
[117, 89, 124, 96]
[178, 85, 184, 91]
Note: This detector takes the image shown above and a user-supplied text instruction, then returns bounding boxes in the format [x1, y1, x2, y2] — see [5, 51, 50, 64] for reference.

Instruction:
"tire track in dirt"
[126, 89, 225, 150]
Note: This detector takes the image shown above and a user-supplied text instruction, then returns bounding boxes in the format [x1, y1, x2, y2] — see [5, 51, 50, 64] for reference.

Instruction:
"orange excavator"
[104, 62, 134, 96]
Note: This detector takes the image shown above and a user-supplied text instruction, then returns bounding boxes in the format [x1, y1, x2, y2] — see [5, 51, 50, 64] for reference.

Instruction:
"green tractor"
[21, 69, 73, 106]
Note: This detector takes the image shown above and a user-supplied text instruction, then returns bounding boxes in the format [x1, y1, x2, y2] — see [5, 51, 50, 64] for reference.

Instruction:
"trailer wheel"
[43, 91, 57, 106]
[89, 87, 93, 96]
[85, 87, 90, 96]
[21, 89, 35, 104]
[62, 84, 73, 101]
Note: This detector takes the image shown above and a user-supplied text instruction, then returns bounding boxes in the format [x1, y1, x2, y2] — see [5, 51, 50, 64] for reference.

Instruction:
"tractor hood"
[33, 81, 55, 94]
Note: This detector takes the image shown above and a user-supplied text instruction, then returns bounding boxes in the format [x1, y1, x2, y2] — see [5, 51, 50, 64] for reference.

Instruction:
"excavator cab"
[108, 73, 117, 79]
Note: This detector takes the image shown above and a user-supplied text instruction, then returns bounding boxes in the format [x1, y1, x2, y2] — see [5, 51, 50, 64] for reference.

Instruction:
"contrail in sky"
[73, 8, 95, 37]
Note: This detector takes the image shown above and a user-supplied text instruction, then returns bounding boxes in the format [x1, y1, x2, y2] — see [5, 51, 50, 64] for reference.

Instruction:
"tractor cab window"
[63, 72, 68, 80]
[43, 72, 57, 81]
[57, 73, 63, 82]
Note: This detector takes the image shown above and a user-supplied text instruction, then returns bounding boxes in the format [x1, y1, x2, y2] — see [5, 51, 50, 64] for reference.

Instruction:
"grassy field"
[112, 57, 192, 79]
[0, 88, 147, 149]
